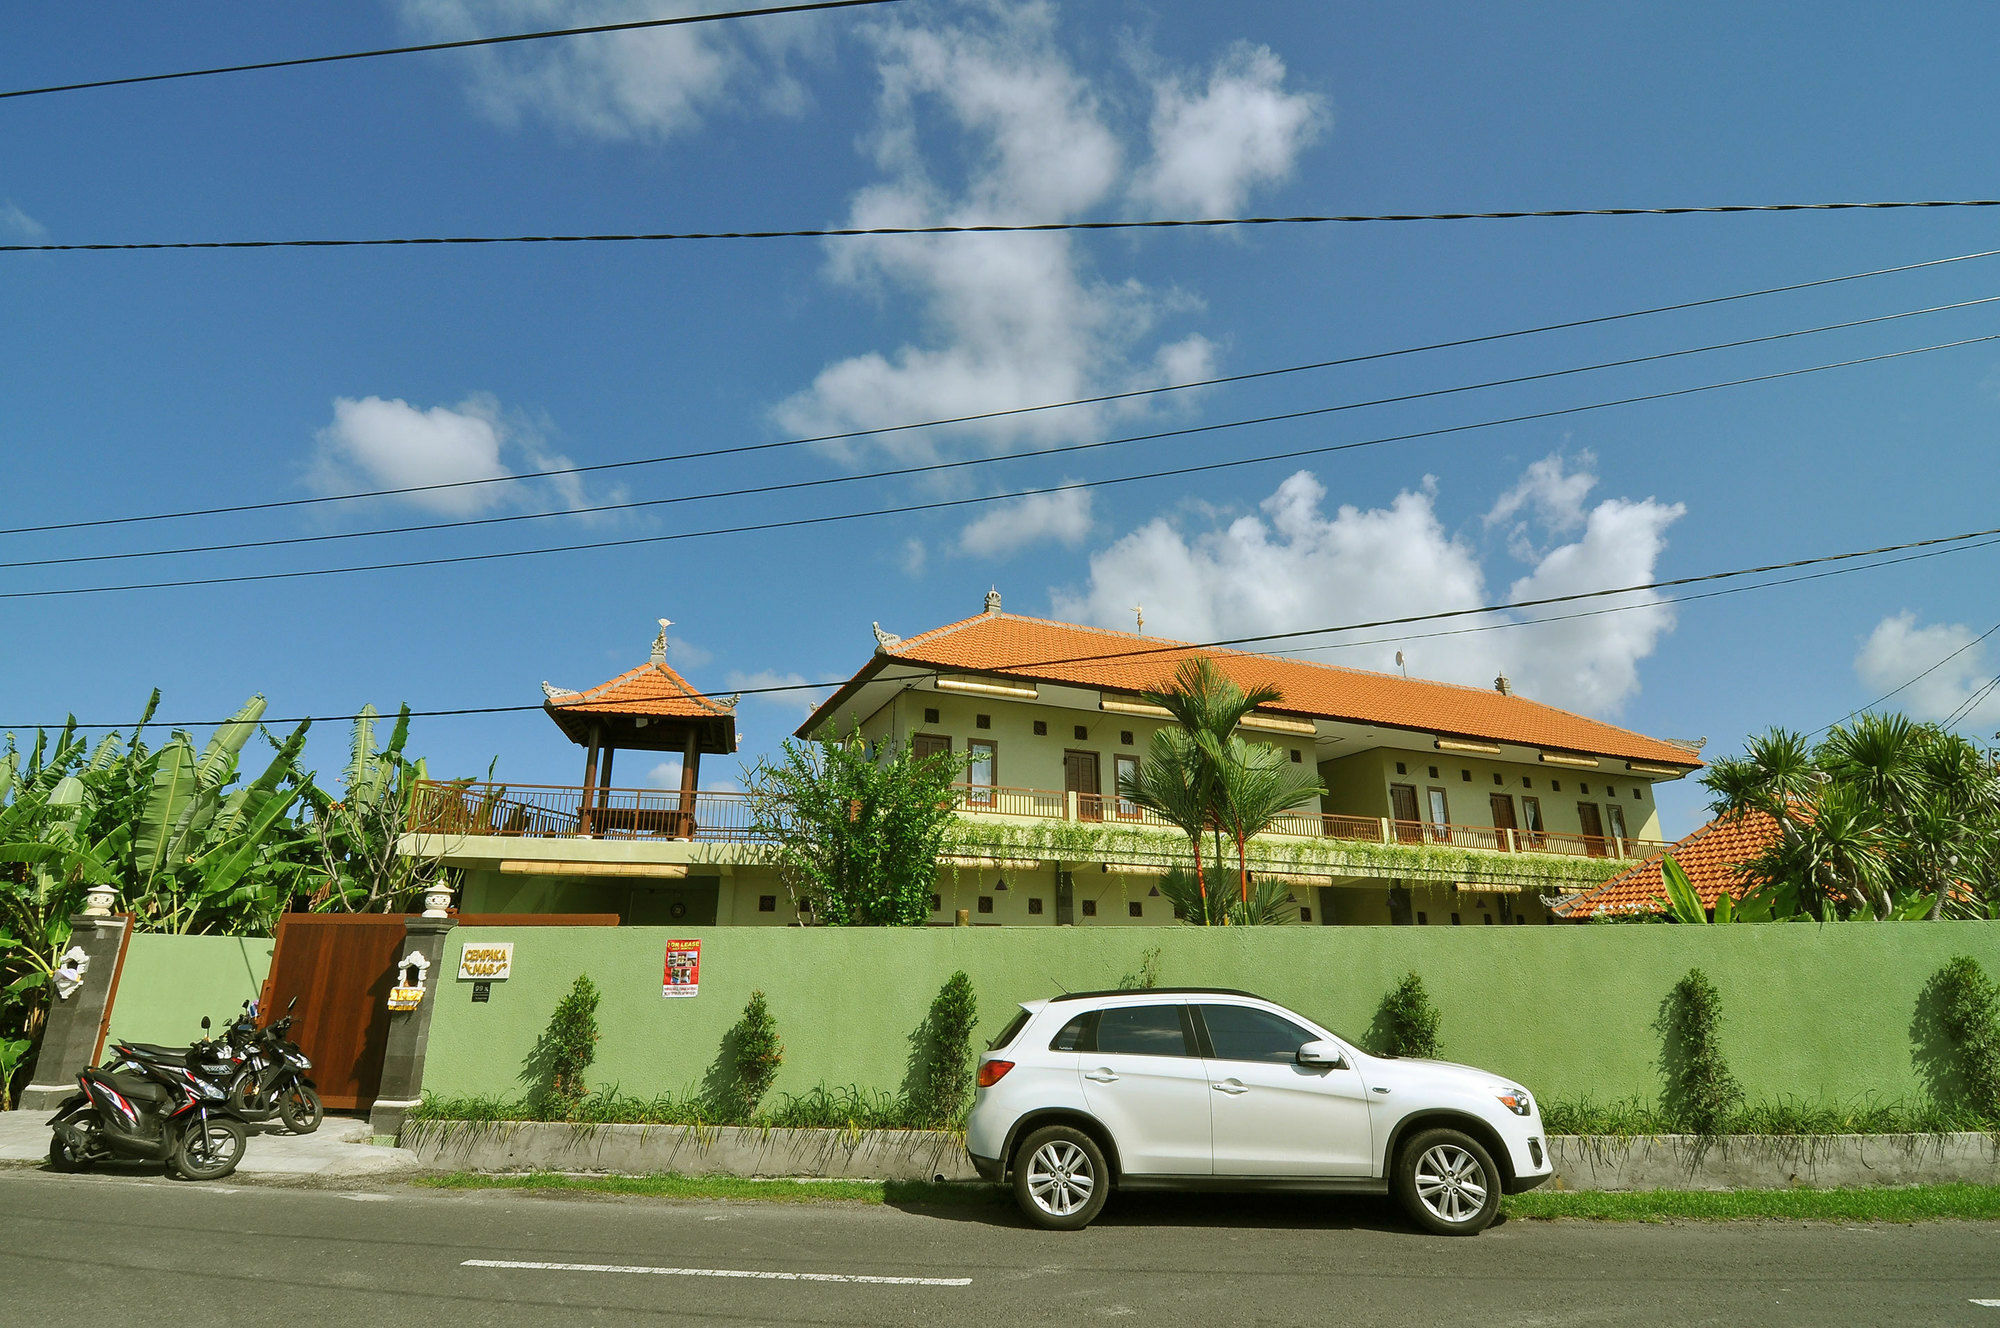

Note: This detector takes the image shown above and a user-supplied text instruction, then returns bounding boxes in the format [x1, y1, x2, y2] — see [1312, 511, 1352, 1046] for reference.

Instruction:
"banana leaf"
[133, 734, 198, 883]
[209, 720, 309, 843]
[343, 705, 380, 803]
[195, 695, 265, 794]
[1657, 854, 1708, 924]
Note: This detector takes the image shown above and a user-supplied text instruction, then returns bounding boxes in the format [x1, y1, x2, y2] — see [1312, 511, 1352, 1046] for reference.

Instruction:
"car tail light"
[976, 1060, 1014, 1088]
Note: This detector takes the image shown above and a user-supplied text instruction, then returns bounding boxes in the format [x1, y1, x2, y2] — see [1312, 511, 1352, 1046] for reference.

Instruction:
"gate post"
[19, 915, 131, 1111]
[367, 915, 457, 1139]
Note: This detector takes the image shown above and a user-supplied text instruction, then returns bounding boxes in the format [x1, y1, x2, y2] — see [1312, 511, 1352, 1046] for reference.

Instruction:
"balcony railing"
[407, 780, 1668, 860]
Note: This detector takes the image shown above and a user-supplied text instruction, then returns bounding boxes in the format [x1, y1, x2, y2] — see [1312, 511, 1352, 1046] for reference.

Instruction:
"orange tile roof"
[804, 610, 1703, 769]
[1553, 809, 1780, 918]
[546, 659, 734, 720]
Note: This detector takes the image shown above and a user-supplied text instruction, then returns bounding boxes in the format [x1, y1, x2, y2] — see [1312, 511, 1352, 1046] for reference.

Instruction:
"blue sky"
[4, 1, 1999, 838]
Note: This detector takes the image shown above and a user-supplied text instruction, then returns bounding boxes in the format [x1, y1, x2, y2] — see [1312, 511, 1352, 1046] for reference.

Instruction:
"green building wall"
[419, 921, 2000, 1111]
[104, 933, 274, 1050]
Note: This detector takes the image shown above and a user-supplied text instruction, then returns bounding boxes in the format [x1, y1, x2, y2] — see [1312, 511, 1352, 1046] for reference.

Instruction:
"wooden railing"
[407, 780, 1669, 859]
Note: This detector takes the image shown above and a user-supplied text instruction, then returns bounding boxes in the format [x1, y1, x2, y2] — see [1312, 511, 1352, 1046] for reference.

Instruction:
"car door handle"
[1084, 1069, 1119, 1083]
[1213, 1080, 1249, 1095]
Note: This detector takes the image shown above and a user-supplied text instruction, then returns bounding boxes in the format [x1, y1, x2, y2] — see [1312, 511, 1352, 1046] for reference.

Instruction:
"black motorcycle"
[221, 999, 321, 1134]
[46, 1018, 249, 1181]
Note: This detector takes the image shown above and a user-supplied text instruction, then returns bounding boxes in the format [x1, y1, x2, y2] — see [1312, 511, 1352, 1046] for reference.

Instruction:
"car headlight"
[1496, 1089, 1532, 1117]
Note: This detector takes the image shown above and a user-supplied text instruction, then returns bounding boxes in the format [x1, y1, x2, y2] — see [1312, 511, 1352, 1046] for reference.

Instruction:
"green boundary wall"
[104, 933, 274, 1051]
[422, 922, 2000, 1108]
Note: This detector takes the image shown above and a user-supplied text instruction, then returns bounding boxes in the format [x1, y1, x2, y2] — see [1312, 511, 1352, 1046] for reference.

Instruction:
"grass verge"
[418, 1171, 2000, 1222]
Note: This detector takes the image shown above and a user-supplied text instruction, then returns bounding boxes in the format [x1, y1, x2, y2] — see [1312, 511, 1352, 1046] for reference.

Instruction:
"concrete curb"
[400, 1119, 977, 1181]
[401, 1119, 2000, 1190]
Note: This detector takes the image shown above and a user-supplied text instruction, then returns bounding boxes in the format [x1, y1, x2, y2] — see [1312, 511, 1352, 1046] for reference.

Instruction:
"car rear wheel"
[1395, 1128, 1501, 1236]
[1011, 1125, 1109, 1231]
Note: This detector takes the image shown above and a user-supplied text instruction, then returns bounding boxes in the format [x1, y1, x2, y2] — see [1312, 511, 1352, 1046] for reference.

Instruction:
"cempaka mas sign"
[457, 942, 514, 982]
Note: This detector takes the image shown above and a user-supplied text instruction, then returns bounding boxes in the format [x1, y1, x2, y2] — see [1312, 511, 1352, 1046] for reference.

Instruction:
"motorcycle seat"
[85, 1067, 172, 1103]
[120, 1043, 192, 1065]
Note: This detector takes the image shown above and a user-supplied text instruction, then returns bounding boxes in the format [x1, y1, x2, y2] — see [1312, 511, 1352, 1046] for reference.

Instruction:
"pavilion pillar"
[677, 729, 699, 839]
[580, 723, 602, 837]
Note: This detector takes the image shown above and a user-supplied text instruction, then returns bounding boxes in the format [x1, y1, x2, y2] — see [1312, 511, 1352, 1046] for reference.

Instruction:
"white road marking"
[341, 1193, 390, 1201]
[1971, 1299, 2000, 1307]
[463, 1258, 970, 1287]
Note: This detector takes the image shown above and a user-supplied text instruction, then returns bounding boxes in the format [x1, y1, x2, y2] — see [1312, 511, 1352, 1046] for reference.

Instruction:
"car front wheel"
[1395, 1128, 1502, 1236]
[1011, 1125, 1109, 1231]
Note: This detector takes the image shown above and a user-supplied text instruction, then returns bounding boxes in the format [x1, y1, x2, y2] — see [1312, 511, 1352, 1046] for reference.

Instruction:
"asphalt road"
[5, 1167, 2000, 1326]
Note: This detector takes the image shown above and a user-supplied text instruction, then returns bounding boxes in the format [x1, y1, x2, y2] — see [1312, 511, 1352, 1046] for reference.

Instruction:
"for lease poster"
[663, 939, 701, 998]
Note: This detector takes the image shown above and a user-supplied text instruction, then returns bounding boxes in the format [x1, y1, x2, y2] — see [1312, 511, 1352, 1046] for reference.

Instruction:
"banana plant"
[302, 704, 446, 913]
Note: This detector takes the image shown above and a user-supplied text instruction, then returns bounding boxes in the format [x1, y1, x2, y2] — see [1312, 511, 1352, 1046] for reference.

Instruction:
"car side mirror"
[1296, 1039, 1344, 1069]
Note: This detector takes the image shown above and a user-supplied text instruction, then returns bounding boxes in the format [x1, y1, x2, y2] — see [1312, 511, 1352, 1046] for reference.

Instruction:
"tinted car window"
[1093, 1004, 1190, 1057]
[1199, 1004, 1317, 1064]
[1049, 1012, 1095, 1052]
[989, 1008, 1032, 1051]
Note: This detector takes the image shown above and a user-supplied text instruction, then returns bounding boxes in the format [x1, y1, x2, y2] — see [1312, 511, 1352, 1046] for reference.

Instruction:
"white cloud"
[1485, 450, 1597, 558]
[773, 7, 1315, 464]
[399, 0, 819, 140]
[0, 202, 47, 242]
[307, 393, 608, 516]
[1130, 43, 1325, 215]
[726, 669, 828, 717]
[645, 758, 740, 794]
[1052, 457, 1685, 715]
[959, 486, 1092, 558]
[1854, 613, 2000, 731]
[899, 537, 928, 577]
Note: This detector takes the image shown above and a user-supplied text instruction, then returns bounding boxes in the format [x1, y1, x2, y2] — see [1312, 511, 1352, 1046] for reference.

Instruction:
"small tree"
[1929, 956, 2000, 1123]
[725, 990, 784, 1122]
[1373, 971, 1442, 1059]
[1656, 968, 1741, 1134]
[528, 974, 601, 1120]
[746, 730, 967, 926]
[906, 971, 978, 1126]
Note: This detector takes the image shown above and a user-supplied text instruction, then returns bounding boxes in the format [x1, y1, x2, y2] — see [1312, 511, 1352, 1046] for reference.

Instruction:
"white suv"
[965, 987, 1550, 1234]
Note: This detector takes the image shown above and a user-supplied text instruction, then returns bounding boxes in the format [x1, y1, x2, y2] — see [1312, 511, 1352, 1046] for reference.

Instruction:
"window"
[928, 893, 940, 911]
[1580, 783, 1590, 795]
[990, 1008, 1033, 1051]
[1033, 720, 1047, 736]
[1027, 897, 1044, 915]
[1493, 773, 1502, 785]
[975, 713, 991, 730]
[1128, 901, 1143, 918]
[1291, 749, 1303, 764]
[1050, 1012, 1094, 1052]
[758, 895, 776, 912]
[1300, 907, 1312, 922]
[1606, 803, 1629, 842]
[1484, 914, 1493, 925]
[977, 896, 993, 914]
[967, 739, 997, 806]
[1074, 725, 1088, 741]
[1522, 777, 1533, 789]
[1082, 899, 1098, 917]
[1200, 1004, 1316, 1063]
[1427, 788, 1450, 839]
[1520, 796, 1545, 848]
[1395, 761, 1407, 775]
[1451, 912, 1462, 925]
[924, 707, 940, 724]
[1461, 769, 1472, 782]
[1095, 1004, 1191, 1057]
[1428, 766, 1439, 779]
[1417, 911, 1428, 925]
[1633, 787, 1645, 800]
[1114, 754, 1141, 818]
[1120, 730, 1134, 746]
[1551, 779, 1562, 792]
[912, 733, 951, 762]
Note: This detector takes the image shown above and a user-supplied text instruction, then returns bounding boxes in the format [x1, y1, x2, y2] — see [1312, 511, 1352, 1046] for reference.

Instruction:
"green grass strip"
[1504, 1183, 2000, 1223]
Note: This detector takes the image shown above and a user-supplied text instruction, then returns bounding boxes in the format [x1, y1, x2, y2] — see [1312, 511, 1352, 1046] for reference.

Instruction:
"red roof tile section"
[820, 611, 1700, 768]
[546, 661, 732, 720]
[1553, 809, 1780, 918]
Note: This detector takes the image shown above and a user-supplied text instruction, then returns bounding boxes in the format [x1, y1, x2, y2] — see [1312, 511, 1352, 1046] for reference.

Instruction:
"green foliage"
[300, 705, 450, 914]
[1655, 969, 1742, 1134]
[1118, 945, 1164, 990]
[905, 971, 978, 1127]
[526, 974, 601, 1121]
[1539, 1093, 1989, 1137]
[1702, 714, 2000, 920]
[1924, 956, 2000, 1123]
[1370, 971, 1442, 1059]
[0, 1036, 30, 1111]
[723, 990, 784, 1121]
[746, 729, 968, 926]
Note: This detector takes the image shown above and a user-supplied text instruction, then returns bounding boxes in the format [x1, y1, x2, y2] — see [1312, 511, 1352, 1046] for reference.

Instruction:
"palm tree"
[1119, 729, 1214, 909]
[1200, 732, 1326, 907]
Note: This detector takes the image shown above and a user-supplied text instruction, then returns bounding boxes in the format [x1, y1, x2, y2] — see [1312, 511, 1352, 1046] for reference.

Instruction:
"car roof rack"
[1047, 987, 1264, 1003]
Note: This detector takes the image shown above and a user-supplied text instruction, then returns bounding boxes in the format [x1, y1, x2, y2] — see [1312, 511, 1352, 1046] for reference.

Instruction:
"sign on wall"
[458, 942, 514, 981]
[663, 939, 700, 998]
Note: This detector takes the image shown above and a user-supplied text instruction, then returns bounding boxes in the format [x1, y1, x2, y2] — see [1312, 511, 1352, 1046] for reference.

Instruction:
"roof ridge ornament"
[541, 681, 573, 701]
[985, 586, 1002, 615]
[651, 618, 673, 664]
[872, 622, 903, 654]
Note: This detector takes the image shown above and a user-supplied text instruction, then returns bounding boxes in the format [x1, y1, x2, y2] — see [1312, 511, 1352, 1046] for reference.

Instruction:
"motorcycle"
[46, 1017, 249, 1181]
[221, 998, 321, 1134]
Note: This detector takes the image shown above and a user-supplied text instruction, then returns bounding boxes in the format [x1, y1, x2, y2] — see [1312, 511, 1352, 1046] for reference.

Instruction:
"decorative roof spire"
[651, 617, 673, 664]
[872, 622, 903, 654]
[541, 681, 572, 700]
[1494, 672, 1513, 696]
[984, 586, 1002, 615]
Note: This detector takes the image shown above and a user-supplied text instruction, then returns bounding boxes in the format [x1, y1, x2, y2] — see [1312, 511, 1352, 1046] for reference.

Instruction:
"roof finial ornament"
[1494, 672, 1513, 696]
[541, 681, 572, 701]
[721, 693, 741, 711]
[984, 586, 1002, 615]
[651, 618, 672, 664]
[872, 622, 902, 654]
[1131, 603, 1144, 634]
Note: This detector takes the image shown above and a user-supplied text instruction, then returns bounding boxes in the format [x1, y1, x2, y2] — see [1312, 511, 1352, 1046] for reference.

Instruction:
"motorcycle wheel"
[47, 1122, 94, 1173]
[278, 1084, 323, 1135]
[172, 1117, 247, 1181]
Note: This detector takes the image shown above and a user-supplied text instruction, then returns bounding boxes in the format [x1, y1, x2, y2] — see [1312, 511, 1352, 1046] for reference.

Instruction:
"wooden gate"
[259, 914, 409, 1112]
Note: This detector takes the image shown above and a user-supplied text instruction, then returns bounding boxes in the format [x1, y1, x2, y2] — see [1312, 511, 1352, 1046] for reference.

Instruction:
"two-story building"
[401, 593, 1703, 926]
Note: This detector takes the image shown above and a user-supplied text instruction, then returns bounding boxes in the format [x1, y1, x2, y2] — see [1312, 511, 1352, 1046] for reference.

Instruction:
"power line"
[18, 292, 2000, 574]
[10, 522, 2000, 731]
[10, 201, 2000, 257]
[12, 243, 1999, 540]
[1942, 673, 2000, 730]
[1811, 620, 2000, 736]
[0, 0, 906, 101]
[5, 329, 1994, 600]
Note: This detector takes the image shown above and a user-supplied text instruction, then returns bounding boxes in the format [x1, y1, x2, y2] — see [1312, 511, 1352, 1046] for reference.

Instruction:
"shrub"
[1656, 968, 1741, 1134]
[905, 971, 978, 1127]
[1371, 971, 1442, 1059]
[726, 990, 784, 1121]
[1928, 956, 2000, 1123]
[526, 974, 600, 1121]
[1119, 946, 1164, 991]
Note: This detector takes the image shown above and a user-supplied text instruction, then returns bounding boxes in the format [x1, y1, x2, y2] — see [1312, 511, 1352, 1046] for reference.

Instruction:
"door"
[1112, 754, 1141, 819]
[1520, 795, 1545, 849]
[1426, 788, 1450, 843]
[1577, 802, 1607, 857]
[967, 739, 997, 808]
[1075, 1003, 1212, 1175]
[1195, 1003, 1373, 1177]
[1065, 750, 1103, 822]
[1605, 802, 1629, 852]
[259, 915, 409, 1111]
[1489, 794, 1518, 850]
[1389, 783, 1422, 843]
